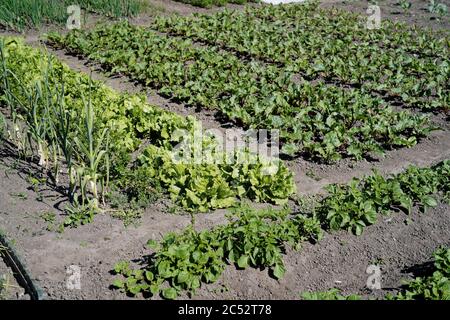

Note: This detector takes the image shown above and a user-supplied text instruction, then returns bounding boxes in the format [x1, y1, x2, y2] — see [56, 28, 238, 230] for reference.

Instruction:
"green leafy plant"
[301, 288, 361, 300]
[112, 204, 322, 299]
[428, 1, 448, 16]
[1, 36, 296, 217]
[47, 20, 435, 164]
[153, 3, 448, 112]
[63, 198, 98, 227]
[387, 247, 450, 300]
[40, 211, 57, 231]
[111, 165, 162, 210]
[399, 0, 412, 10]
[319, 160, 449, 235]
[136, 146, 296, 212]
[110, 208, 142, 227]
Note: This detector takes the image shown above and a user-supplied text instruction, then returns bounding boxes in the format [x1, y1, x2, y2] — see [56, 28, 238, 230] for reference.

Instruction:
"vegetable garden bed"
[0, 0, 449, 301]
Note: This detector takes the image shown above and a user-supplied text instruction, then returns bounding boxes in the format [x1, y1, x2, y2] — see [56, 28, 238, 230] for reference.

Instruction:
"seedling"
[110, 208, 142, 228]
[9, 192, 27, 200]
[40, 211, 57, 231]
[398, 0, 412, 10]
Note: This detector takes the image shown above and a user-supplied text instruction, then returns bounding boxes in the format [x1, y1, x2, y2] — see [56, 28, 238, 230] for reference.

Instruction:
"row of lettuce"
[113, 160, 450, 299]
[0, 37, 296, 214]
[47, 20, 434, 163]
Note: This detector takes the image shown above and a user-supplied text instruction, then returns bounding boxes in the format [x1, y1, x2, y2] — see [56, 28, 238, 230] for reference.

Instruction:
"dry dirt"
[0, 0, 449, 300]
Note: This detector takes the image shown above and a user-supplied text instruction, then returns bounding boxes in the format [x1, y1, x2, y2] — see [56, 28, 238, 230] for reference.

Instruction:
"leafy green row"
[173, 0, 257, 8]
[319, 160, 450, 235]
[136, 145, 296, 212]
[228, 2, 449, 59]
[113, 160, 449, 299]
[153, 3, 449, 111]
[113, 204, 323, 299]
[47, 22, 433, 163]
[0, 37, 296, 212]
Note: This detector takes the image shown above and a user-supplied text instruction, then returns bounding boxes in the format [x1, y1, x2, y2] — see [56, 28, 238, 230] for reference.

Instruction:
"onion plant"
[0, 0, 146, 31]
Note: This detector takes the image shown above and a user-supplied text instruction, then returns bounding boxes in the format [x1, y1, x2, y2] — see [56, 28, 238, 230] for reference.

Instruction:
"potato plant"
[113, 161, 450, 299]
[387, 247, 450, 300]
[319, 160, 450, 235]
[113, 205, 323, 299]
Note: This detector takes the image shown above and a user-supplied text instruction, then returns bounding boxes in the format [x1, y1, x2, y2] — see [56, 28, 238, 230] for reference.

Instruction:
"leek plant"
[45, 78, 76, 196]
[1, 42, 110, 212]
[0, 113, 5, 139]
[74, 79, 110, 207]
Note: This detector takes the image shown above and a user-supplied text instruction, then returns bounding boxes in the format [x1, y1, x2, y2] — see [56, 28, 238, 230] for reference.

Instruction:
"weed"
[305, 170, 321, 181]
[371, 257, 385, 266]
[428, 0, 448, 17]
[404, 218, 412, 225]
[301, 288, 361, 300]
[9, 192, 27, 200]
[79, 241, 88, 248]
[39, 211, 56, 231]
[63, 198, 98, 228]
[398, 0, 412, 10]
[110, 208, 142, 228]
[112, 165, 161, 210]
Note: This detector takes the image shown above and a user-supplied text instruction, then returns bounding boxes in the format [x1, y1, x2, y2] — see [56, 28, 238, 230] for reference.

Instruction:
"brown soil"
[0, 0, 449, 300]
